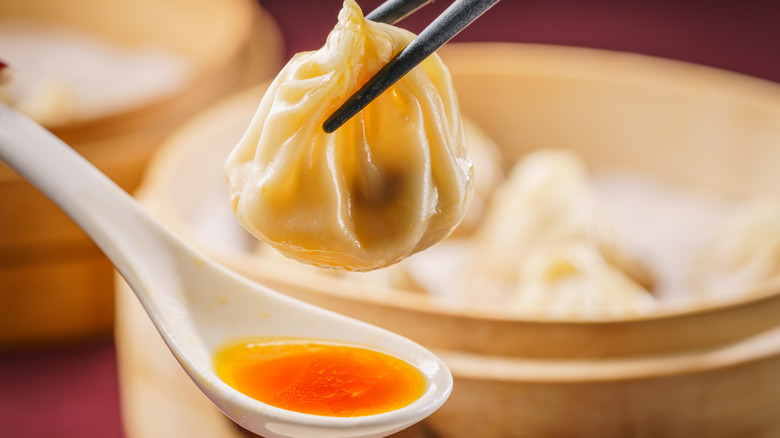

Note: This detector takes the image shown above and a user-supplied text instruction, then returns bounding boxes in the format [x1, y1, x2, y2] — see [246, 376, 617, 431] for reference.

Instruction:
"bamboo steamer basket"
[0, 0, 284, 347]
[117, 43, 780, 437]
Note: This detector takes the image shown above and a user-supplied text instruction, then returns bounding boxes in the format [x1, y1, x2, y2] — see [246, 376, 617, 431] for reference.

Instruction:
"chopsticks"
[365, 0, 434, 25]
[322, 0, 500, 133]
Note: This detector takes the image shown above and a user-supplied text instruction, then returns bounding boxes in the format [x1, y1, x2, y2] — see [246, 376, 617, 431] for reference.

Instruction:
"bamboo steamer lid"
[117, 43, 780, 436]
[0, 0, 284, 347]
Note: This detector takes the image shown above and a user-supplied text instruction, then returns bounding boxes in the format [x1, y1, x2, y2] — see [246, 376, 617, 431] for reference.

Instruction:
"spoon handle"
[0, 103, 181, 305]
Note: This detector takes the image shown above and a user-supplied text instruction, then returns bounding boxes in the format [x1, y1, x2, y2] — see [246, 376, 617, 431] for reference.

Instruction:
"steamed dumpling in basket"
[468, 149, 655, 318]
[225, 0, 472, 272]
[690, 197, 780, 301]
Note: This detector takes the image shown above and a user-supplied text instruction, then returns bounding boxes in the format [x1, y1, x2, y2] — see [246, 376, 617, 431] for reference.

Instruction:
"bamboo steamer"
[117, 43, 780, 437]
[0, 0, 283, 347]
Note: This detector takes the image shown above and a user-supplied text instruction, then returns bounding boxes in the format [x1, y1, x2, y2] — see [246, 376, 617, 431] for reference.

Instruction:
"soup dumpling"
[468, 148, 654, 316]
[225, 0, 472, 271]
[691, 197, 780, 300]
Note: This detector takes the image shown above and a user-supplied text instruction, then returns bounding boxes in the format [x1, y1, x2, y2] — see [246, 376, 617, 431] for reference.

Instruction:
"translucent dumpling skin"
[467, 149, 655, 318]
[225, 0, 472, 271]
[691, 197, 780, 300]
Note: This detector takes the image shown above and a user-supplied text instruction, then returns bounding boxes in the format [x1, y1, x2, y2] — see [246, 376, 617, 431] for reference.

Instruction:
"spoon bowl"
[0, 102, 452, 438]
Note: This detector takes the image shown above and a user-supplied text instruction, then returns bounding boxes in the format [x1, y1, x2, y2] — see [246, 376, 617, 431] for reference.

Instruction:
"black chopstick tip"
[323, 101, 364, 133]
[322, 115, 343, 134]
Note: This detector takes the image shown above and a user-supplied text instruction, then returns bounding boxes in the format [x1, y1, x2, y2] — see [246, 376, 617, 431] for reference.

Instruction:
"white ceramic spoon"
[0, 102, 452, 438]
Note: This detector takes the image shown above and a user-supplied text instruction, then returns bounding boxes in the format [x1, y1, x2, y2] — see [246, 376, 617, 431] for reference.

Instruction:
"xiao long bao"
[226, 0, 473, 271]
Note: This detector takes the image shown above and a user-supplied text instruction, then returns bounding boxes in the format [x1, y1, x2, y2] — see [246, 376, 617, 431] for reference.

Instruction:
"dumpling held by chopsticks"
[225, 0, 472, 271]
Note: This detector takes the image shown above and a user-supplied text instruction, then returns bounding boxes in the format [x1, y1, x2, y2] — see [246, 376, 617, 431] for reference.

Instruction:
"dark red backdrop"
[1, 1, 779, 437]
[263, 0, 780, 84]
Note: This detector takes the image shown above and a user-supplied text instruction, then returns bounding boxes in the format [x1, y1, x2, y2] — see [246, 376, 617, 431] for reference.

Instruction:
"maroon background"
[2, 1, 779, 437]
[262, 0, 780, 84]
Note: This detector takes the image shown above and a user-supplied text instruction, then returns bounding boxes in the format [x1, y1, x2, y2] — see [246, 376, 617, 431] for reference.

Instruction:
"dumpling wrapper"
[225, 0, 472, 271]
[510, 240, 655, 319]
[468, 149, 655, 318]
[691, 197, 780, 300]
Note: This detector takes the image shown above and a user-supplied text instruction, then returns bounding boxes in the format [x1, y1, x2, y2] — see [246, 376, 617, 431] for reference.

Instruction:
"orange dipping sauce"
[214, 339, 427, 417]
